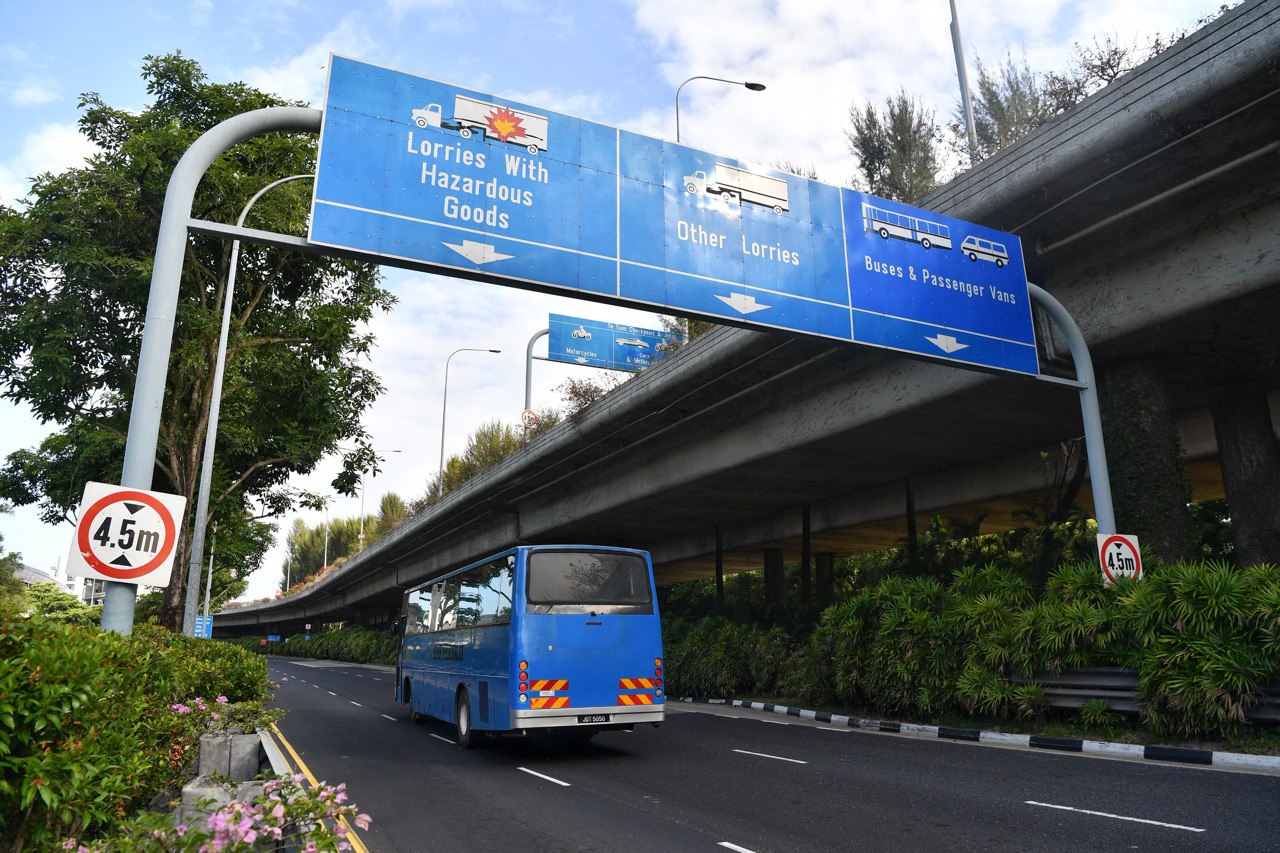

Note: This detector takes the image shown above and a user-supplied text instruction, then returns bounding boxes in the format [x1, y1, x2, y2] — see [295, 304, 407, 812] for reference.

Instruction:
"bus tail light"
[655, 667, 663, 678]
[654, 658, 662, 667]
[519, 682, 528, 692]
[519, 671, 528, 681]
[519, 660, 529, 670]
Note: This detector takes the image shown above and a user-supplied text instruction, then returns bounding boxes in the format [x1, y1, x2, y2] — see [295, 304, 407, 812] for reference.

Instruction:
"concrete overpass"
[216, 1, 1280, 635]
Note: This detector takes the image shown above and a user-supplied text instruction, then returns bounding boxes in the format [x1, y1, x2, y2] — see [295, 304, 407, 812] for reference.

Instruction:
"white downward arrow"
[443, 240, 513, 265]
[926, 334, 969, 353]
[575, 356, 588, 364]
[715, 292, 771, 315]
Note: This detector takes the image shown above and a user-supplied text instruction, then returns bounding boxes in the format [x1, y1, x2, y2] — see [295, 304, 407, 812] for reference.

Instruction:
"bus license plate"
[578, 714, 610, 724]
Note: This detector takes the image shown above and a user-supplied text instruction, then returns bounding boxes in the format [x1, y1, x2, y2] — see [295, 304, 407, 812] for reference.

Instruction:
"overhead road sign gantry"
[310, 55, 1038, 375]
[547, 313, 677, 372]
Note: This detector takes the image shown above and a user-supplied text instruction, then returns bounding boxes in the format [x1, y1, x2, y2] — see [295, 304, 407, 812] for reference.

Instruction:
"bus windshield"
[526, 551, 653, 611]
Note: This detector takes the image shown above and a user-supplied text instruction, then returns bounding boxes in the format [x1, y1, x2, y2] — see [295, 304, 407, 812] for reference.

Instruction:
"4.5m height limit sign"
[67, 481, 187, 587]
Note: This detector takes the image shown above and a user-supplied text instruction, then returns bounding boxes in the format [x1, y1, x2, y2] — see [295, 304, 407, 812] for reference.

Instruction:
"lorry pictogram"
[412, 95, 549, 155]
[683, 163, 789, 214]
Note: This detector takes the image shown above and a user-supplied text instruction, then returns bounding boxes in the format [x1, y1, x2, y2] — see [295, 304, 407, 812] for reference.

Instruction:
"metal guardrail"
[1013, 667, 1280, 723]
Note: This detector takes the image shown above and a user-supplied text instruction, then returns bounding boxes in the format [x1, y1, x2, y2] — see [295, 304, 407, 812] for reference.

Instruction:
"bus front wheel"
[878, 227, 889, 239]
[456, 691, 477, 749]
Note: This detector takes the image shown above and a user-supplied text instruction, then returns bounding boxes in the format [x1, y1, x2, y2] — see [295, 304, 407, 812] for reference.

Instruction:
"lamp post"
[675, 76, 766, 143]
[438, 347, 501, 495]
[358, 449, 401, 551]
[181, 173, 312, 636]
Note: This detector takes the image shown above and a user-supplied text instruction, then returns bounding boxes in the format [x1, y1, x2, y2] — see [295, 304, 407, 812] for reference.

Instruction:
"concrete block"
[228, 733, 262, 782]
[198, 732, 230, 777]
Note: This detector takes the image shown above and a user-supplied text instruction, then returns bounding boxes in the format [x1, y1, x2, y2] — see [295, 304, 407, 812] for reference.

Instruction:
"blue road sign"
[193, 615, 212, 638]
[311, 55, 1037, 375]
[548, 314, 677, 372]
[267, 634, 280, 643]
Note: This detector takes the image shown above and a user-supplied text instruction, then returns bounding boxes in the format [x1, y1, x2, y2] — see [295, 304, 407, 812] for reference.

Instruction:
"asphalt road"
[266, 657, 1280, 852]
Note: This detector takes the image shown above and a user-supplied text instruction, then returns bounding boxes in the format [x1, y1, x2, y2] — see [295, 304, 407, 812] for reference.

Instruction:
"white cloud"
[386, 0, 458, 17]
[6, 77, 58, 106]
[239, 18, 378, 105]
[0, 122, 98, 206]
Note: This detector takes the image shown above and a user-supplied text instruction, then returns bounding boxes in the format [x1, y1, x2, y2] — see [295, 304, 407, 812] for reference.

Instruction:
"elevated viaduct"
[216, 1, 1280, 635]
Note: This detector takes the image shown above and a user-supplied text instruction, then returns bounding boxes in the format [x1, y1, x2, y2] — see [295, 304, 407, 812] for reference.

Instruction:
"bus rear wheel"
[456, 692, 477, 749]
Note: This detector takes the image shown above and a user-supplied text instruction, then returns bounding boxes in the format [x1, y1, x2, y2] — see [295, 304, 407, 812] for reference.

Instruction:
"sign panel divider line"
[312, 200, 620, 263]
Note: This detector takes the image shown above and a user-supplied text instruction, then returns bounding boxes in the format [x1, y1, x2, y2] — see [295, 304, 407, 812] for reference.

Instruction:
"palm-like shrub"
[1123, 561, 1280, 736]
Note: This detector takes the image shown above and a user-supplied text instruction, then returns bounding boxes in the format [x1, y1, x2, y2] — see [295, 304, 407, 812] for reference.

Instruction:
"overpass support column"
[762, 548, 785, 618]
[715, 527, 725, 608]
[815, 553, 835, 609]
[800, 505, 812, 607]
[1212, 381, 1280, 566]
[1098, 360, 1192, 562]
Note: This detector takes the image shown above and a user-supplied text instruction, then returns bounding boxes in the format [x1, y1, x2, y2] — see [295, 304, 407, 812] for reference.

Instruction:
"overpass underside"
[215, 1, 1280, 635]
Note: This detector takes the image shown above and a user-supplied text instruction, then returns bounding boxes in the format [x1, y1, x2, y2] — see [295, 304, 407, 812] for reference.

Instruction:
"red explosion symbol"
[486, 107, 525, 142]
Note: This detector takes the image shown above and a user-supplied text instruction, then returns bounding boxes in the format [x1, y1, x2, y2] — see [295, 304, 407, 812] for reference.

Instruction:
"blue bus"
[395, 545, 664, 746]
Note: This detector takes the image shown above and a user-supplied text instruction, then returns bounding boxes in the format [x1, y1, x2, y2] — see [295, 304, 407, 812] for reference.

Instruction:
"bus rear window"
[526, 551, 652, 610]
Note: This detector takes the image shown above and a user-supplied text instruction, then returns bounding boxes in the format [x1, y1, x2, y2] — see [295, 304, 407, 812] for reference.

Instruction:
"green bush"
[663, 560, 1280, 739]
[270, 626, 398, 666]
[1122, 561, 1280, 737]
[0, 610, 270, 849]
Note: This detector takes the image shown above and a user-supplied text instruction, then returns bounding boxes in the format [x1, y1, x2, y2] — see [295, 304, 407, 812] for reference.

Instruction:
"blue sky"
[0, 0, 1226, 599]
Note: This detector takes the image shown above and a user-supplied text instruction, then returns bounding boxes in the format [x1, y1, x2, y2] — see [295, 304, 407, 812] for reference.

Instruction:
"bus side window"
[405, 588, 431, 635]
[473, 558, 515, 626]
[436, 580, 461, 631]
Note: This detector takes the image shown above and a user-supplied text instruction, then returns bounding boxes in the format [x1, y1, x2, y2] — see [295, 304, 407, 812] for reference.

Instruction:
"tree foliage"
[0, 53, 394, 628]
[22, 582, 102, 626]
[280, 491, 412, 592]
[845, 91, 940, 202]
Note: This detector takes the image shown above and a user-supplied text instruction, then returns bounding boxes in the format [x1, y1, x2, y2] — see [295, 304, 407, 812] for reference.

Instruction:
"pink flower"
[355, 813, 371, 830]
[272, 803, 285, 821]
[211, 712, 220, 720]
[216, 695, 229, 703]
[62, 839, 77, 850]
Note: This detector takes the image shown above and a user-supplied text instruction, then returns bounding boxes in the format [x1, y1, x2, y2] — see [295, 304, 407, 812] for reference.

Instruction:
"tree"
[966, 57, 1057, 162]
[0, 503, 24, 609]
[555, 375, 625, 417]
[23, 582, 102, 625]
[0, 54, 394, 629]
[423, 420, 525, 503]
[846, 92, 940, 202]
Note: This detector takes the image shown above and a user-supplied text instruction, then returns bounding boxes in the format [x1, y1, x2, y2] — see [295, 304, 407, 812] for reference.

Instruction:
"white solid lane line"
[429, 734, 453, 744]
[328, 691, 337, 696]
[719, 842, 759, 853]
[350, 701, 362, 707]
[380, 714, 397, 721]
[1024, 801, 1206, 833]
[518, 767, 571, 787]
[732, 749, 807, 765]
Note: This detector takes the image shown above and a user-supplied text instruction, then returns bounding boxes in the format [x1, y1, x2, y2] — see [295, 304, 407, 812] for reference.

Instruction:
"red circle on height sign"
[76, 490, 178, 580]
[1099, 534, 1142, 584]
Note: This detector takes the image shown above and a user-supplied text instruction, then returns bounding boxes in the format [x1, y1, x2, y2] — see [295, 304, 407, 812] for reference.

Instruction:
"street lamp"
[358, 449, 401, 551]
[181, 173, 313, 636]
[438, 347, 501, 495]
[675, 76, 766, 143]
